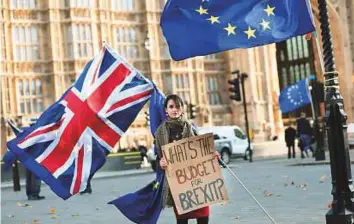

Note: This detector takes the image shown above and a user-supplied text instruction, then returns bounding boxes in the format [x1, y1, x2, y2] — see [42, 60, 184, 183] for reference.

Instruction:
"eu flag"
[161, 0, 315, 60]
[279, 79, 312, 113]
[108, 86, 166, 224]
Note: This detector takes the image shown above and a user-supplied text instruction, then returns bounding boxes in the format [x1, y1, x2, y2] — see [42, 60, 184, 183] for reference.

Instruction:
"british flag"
[7, 45, 154, 199]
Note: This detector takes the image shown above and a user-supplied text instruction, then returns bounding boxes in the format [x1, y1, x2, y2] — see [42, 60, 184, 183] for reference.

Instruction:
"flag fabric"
[148, 85, 167, 137]
[6, 44, 154, 199]
[279, 78, 312, 113]
[2, 119, 23, 170]
[5, 119, 22, 136]
[108, 165, 165, 224]
[161, 0, 315, 60]
[108, 86, 167, 224]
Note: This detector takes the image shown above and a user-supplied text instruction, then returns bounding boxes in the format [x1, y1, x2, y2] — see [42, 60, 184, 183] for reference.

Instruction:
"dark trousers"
[287, 143, 295, 158]
[86, 181, 92, 191]
[25, 169, 41, 197]
[177, 217, 209, 224]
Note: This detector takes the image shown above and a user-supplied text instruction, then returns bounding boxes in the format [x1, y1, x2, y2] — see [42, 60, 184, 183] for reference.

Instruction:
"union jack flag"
[7, 44, 154, 199]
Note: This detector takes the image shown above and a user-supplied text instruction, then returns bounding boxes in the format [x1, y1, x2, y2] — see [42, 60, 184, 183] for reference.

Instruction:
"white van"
[197, 125, 251, 164]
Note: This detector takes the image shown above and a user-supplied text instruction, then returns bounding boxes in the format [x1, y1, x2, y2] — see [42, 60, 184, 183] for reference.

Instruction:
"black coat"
[296, 118, 312, 136]
[285, 127, 296, 145]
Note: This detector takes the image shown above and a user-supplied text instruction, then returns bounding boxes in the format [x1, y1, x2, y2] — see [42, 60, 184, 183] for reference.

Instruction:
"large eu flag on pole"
[279, 78, 312, 113]
[161, 0, 315, 60]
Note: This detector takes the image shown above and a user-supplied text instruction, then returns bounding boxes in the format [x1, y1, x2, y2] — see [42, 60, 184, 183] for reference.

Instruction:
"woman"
[154, 94, 219, 224]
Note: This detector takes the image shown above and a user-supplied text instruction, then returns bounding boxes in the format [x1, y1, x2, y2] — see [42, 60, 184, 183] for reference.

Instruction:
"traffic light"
[145, 111, 150, 126]
[189, 104, 197, 119]
[228, 78, 241, 101]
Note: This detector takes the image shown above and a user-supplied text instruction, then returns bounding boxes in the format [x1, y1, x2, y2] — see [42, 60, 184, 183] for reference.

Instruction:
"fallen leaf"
[8, 214, 15, 218]
[51, 216, 57, 220]
[284, 183, 288, 187]
[17, 202, 31, 208]
[33, 219, 40, 223]
[72, 213, 80, 217]
[291, 181, 295, 185]
[263, 191, 273, 197]
[233, 216, 241, 220]
[298, 184, 308, 190]
[320, 174, 327, 183]
[49, 208, 56, 214]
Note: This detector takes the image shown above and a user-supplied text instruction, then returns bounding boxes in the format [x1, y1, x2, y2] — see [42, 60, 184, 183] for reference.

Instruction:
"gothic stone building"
[1, 0, 353, 156]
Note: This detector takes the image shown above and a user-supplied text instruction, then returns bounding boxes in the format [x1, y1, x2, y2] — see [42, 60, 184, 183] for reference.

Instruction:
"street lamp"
[317, 0, 354, 222]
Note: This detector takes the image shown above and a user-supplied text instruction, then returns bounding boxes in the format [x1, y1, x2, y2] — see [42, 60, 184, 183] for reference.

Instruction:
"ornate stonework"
[0, 0, 353, 156]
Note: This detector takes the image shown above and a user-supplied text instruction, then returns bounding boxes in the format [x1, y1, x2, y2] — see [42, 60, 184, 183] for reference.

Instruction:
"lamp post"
[317, 0, 354, 222]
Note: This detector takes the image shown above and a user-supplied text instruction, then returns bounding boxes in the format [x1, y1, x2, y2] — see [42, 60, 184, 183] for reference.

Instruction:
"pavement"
[2, 139, 353, 190]
[1, 156, 343, 224]
[2, 140, 354, 224]
[0, 168, 154, 190]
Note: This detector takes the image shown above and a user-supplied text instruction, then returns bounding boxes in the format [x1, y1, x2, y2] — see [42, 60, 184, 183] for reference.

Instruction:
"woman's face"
[165, 99, 183, 119]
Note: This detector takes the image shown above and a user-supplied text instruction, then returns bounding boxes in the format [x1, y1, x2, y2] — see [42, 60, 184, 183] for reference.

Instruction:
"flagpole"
[316, 0, 354, 222]
[312, 31, 327, 161]
[218, 158, 277, 224]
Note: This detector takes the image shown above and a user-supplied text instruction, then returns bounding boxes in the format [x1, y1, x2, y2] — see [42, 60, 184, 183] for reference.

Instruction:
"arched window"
[16, 79, 44, 114]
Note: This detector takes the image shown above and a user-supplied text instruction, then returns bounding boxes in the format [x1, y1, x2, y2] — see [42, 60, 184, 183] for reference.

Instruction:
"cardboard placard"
[162, 133, 228, 215]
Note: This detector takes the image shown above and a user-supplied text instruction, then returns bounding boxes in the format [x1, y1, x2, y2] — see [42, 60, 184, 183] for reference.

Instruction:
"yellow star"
[153, 181, 159, 190]
[207, 16, 220, 24]
[264, 4, 275, 16]
[260, 19, 271, 30]
[196, 6, 208, 15]
[244, 26, 256, 39]
[224, 23, 236, 36]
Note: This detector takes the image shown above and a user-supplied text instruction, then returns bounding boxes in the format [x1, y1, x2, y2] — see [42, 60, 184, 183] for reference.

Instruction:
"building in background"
[1, 0, 353, 157]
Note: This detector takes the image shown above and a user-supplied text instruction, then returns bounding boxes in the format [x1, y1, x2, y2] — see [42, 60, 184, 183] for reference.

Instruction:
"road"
[1, 156, 341, 224]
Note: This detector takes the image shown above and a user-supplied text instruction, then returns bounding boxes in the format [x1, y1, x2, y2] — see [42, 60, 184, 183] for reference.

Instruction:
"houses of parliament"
[1, 0, 353, 156]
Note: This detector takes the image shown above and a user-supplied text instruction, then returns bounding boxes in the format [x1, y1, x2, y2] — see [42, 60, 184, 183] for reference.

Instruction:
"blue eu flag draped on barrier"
[279, 79, 312, 113]
[161, 0, 315, 60]
[108, 86, 167, 224]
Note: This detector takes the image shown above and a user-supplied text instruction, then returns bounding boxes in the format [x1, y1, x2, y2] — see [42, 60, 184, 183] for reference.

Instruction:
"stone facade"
[0, 0, 353, 157]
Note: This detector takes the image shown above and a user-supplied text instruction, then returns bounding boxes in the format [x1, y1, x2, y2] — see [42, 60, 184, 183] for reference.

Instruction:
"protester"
[155, 94, 219, 224]
[26, 169, 45, 200]
[139, 145, 148, 162]
[80, 178, 92, 195]
[27, 119, 46, 200]
[296, 113, 313, 158]
[285, 124, 297, 159]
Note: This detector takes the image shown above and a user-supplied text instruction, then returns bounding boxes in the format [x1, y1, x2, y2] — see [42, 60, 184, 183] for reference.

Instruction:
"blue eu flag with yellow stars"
[279, 79, 312, 113]
[161, 0, 315, 60]
[108, 86, 166, 224]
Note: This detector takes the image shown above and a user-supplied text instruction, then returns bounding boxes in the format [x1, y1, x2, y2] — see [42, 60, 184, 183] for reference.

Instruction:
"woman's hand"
[213, 151, 221, 160]
[160, 157, 168, 170]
